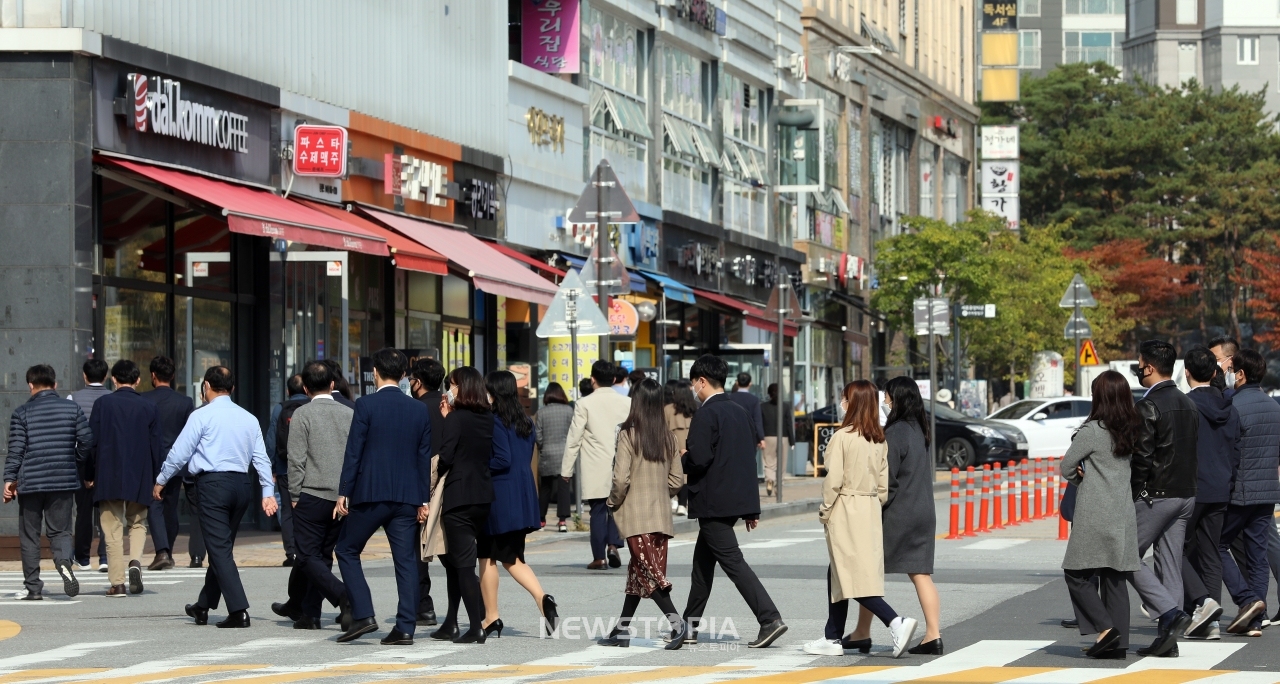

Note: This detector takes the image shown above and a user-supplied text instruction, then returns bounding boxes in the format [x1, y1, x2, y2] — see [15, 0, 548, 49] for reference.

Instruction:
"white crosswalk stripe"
[0, 641, 136, 668]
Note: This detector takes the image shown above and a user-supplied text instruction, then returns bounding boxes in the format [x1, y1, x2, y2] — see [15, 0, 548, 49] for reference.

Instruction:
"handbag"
[1060, 459, 1082, 523]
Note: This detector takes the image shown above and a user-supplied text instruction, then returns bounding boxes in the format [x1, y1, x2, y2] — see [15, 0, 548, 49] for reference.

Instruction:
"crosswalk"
[0, 569, 209, 601]
[0, 637, 1276, 683]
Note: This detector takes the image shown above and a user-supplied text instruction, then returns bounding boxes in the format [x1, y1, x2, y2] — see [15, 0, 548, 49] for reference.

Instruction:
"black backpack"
[274, 398, 310, 475]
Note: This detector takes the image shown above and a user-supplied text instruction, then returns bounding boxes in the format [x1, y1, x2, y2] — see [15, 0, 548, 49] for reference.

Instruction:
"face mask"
[840, 400, 848, 416]
[444, 388, 456, 406]
[1224, 371, 1237, 388]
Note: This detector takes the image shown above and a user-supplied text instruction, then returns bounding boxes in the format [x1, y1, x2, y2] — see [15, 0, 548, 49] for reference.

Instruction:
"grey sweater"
[286, 397, 353, 502]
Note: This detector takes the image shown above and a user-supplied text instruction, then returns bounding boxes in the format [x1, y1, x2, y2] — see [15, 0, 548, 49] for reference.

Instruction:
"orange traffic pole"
[1033, 458, 1044, 520]
[1007, 460, 1020, 525]
[1058, 474, 1070, 541]
[1020, 458, 1030, 524]
[978, 464, 991, 533]
[945, 468, 961, 539]
[992, 462, 1004, 530]
[963, 466, 976, 536]
[1047, 458, 1059, 516]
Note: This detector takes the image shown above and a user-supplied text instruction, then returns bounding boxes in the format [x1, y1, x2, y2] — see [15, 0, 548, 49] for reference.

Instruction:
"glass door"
[267, 251, 349, 404]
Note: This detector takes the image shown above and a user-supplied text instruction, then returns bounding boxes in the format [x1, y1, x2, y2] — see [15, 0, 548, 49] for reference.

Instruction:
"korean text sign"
[522, 0, 580, 74]
[293, 125, 348, 177]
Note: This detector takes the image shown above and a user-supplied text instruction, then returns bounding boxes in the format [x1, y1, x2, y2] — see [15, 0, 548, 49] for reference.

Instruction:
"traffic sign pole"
[566, 288, 583, 519]
[1074, 297, 1081, 396]
[596, 177, 610, 361]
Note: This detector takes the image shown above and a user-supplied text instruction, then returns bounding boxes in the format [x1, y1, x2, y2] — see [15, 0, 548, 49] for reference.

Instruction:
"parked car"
[987, 397, 1091, 459]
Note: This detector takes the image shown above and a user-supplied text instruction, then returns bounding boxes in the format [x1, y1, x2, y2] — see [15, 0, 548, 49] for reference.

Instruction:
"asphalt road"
[2, 503, 1279, 683]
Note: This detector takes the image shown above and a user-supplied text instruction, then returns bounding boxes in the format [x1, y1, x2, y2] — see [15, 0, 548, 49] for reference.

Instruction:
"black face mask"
[1130, 363, 1145, 379]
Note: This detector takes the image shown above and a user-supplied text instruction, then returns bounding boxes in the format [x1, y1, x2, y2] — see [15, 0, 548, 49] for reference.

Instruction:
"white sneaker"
[671, 497, 679, 512]
[803, 637, 843, 656]
[890, 618, 919, 658]
[74, 561, 91, 573]
[1186, 598, 1222, 637]
[676, 505, 687, 516]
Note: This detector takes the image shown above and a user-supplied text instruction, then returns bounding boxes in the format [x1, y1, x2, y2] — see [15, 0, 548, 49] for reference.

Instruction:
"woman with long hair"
[666, 379, 698, 516]
[433, 367, 494, 643]
[535, 382, 574, 532]
[1060, 370, 1141, 659]
[760, 382, 795, 497]
[597, 379, 688, 649]
[805, 380, 918, 659]
[845, 376, 941, 653]
[477, 370, 558, 639]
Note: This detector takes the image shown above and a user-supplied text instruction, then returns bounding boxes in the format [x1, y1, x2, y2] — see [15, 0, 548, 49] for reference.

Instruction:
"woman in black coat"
[433, 366, 494, 644]
[845, 377, 941, 654]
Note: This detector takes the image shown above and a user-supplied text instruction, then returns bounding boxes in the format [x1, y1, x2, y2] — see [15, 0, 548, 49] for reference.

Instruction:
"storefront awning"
[558, 254, 648, 293]
[363, 208, 558, 306]
[299, 200, 447, 276]
[101, 158, 389, 256]
[489, 243, 565, 278]
[637, 270, 697, 305]
[693, 288, 799, 337]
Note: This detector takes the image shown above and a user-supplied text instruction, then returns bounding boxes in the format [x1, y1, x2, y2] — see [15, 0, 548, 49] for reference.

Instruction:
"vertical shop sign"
[548, 336, 598, 398]
[522, 0, 581, 74]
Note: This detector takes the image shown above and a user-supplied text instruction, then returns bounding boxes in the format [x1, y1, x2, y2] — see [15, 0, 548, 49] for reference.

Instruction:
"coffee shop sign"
[125, 74, 250, 153]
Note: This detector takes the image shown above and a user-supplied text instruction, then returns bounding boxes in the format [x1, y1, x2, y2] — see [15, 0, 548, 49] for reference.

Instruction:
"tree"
[1066, 238, 1197, 353]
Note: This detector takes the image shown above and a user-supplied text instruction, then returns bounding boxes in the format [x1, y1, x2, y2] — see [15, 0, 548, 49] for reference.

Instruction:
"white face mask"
[1224, 371, 1237, 388]
[444, 388, 456, 406]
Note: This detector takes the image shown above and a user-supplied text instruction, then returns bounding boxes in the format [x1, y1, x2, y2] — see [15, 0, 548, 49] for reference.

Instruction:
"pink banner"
[522, 0, 580, 74]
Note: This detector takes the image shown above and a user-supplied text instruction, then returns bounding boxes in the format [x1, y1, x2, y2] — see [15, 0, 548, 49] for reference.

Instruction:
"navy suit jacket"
[87, 388, 163, 506]
[141, 385, 194, 455]
[338, 386, 432, 507]
[727, 390, 766, 443]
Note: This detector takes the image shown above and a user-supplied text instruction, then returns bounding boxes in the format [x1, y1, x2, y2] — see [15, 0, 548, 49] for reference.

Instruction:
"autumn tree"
[1067, 238, 1198, 353]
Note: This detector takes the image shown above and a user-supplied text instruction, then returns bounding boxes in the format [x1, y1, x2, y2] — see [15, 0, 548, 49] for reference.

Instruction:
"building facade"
[1016, 0, 1128, 78]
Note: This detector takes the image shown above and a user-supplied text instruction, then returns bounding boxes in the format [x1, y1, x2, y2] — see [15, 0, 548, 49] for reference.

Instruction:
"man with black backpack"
[266, 374, 309, 567]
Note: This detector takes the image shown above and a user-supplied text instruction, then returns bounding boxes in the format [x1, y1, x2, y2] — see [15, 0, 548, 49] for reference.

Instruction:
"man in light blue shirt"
[153, 366, 277, 628]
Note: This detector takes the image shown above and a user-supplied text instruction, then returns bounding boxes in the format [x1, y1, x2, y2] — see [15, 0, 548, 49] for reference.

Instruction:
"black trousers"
[683, 517, 781, 626]
[1220, 503, 1273, 614]
[277, 481, 296, 559]
[1182, 501, 1227, 609]
[194, 472, 252, 613]
[440, 504, 490, 630]
[1065, 568, 1131, 649]
[73, 484, 105, 565]
[147, 479, 181, 554]
[180, 479, 206, 562]
[539, 475, 571, 521]
[418, 557, 434, 615]
[285, 492, 348, 619]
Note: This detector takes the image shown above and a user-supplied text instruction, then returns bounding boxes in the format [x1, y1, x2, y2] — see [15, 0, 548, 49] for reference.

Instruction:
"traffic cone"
[963, 466, 976, 536]
[992, 462, 1004, 530]
[945, 468, 961, 539]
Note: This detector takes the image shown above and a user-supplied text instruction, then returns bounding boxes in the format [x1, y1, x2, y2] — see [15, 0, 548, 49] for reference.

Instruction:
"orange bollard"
[1048, 458, 1059, 516]
[1020, 458, 1030, 523]
[992, 463, 1005, 530]
[978, 464, 991, 533]
[945, 468, 962, 539]
[1058, 483, 1070, 541]
[963, 466, 976, 536]
[1033, 458, 1044, 520]
[1007, 460, 1020, 525]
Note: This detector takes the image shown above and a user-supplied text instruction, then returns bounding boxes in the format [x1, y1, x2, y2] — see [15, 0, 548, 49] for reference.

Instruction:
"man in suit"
[334, 348, 432, 645]
[142, 355, 195, 571]
[266, 374, 309, 567]
[408, 357, 447, 627]
[563, 360, 631, 569]
[87, 360, 162, 597]
[271, 361, 354, 629]
[155, 366, 278, 628]
[68, 358, 111, 572]
[728, 371, 766, 449]
[321, 359, 357, 409]
[677, 354, 787, 649]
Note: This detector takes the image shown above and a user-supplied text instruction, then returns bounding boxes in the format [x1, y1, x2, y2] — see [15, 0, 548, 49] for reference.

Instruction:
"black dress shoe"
[416, 610, 438, 627]
[337, 616, 378, 643]
[282, 556, 295, 567]
[453, 627, 487, 644]
[840, 636, 871, 653]
[1086, 629, 1122, 658]
[482, 618, 504, 639]
[430, 623, 460, 641]
[748, 619, 788, 648]
[542, 595, 559, 634]
[1061, 618, 1078, 628]
[272, 601, 303, 622]
[598, 627, 631, 647]
[1092, 647, 1127, 660]
[293, 616, 321, 630]
[216, 610, 251, 628]
[380, 628, 414, 645]
[21, 591, 42, 601]
[1139, 611, 1190, 657]
[664, 618, 690, 651]
[336, 595, 352, 631]
[606, 546, 622, 568]
[189, 557, 203, 568]
[908, 638, 944, 655]
[185, 603, 209, 625]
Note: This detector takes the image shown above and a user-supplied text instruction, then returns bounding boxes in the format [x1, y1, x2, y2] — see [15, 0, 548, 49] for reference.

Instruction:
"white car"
[987, 397, 1092, 459]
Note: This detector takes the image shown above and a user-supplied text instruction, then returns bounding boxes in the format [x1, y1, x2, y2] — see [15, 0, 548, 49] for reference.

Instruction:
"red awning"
[298, 200, 447, 275]
[102, 158, 388, 256]
[361, 208, 558, 307]
[488, 242, 566, 278]
[694, 288, 799, 337]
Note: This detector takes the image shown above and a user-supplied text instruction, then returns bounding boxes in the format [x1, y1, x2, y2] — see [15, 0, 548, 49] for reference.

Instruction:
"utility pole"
[768, 270, 800, 505]
[928, 301, 937, 467]
[566, 286, 583, 518]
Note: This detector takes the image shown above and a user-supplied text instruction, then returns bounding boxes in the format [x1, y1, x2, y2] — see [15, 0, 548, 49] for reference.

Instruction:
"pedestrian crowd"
[1059, 336, 1280, 660]
[5, 347, 997, 659]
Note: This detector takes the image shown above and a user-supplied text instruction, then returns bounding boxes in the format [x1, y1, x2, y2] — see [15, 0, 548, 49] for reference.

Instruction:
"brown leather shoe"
[586, 560, 607, 570]
[148, 551, 175, 571]
[106, 584, 128, 597]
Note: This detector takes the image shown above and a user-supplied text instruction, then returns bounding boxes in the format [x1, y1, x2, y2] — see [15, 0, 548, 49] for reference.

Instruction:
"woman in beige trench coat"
[804, 380, 919, 659]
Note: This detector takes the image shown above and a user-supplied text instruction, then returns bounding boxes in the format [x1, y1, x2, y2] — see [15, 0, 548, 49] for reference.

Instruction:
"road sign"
[914, 298, 951, 336]
[568, 160, 639, 224]
[579, 239, 631, 294]
[1064, 312, 1093, 339]
[1059, 273, 1097, 308]
[293, 125, 348, 177]
[536, 269, 610, 338]
[1079, 339, 1101, 366]
[766, 278, 803, 322]
[959, 303, 996, 318]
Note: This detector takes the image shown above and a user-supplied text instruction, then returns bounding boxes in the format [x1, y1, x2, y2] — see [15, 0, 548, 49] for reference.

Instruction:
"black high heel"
[542, 595, 559, 634]
[454, 626, 487, 644]
[840, 636, 872, 653]
[598, 626, 631, 647]
[908, 638, 944, 655]
[430, 623, 460, 641]
[482, 618, 504, 639]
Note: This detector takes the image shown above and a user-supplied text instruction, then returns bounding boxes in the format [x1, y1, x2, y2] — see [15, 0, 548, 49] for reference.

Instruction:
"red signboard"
[293, 124, 348, 177]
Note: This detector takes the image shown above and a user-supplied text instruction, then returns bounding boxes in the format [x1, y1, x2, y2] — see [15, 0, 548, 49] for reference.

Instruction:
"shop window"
[943, 153, 965, 224]
[919, 140, 938, 219]
[442, 275, 471, 319]
[100, 286, 168, 392]
[173, 212, 232, 292]
[848, 105, 864, 211]
[662, 47, 709, 124]
[721, 71, 766, 148]
[407, 271, 441, 313]
[174, 296, 232, 406]
[99, 185, 168, 282]
[582, 6, 646, 98]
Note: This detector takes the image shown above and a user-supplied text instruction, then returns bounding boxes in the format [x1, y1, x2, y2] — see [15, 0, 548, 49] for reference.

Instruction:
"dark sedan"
[797, 403, 1028, 470]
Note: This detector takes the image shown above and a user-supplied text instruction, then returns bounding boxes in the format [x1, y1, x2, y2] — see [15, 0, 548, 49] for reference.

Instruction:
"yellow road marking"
[0, 670, 109, 684]
[901, 667, 1061, 683]
[377, 665, 587, 684]
[1087, 671, 1234, 684]
[200, 663, 422, 683]
[0, 622, 18, 642]
[723, 666, 899, 684]
[70, 664, 267, 683]
[537, 665, 750, 684]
